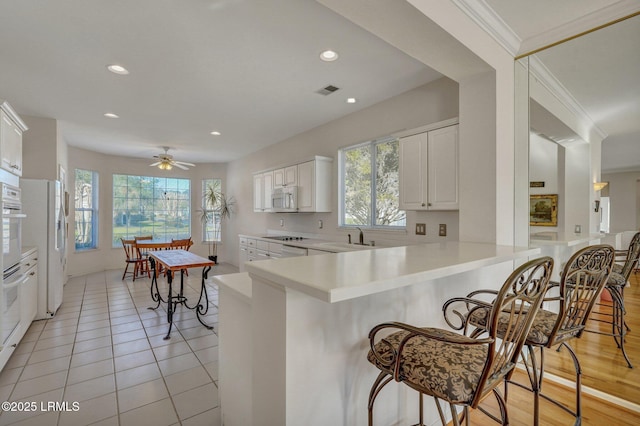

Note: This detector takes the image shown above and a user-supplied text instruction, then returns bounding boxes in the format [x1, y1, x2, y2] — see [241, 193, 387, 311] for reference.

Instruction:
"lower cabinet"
[0, 249, 38, 372]
[21, 265, 38, 325]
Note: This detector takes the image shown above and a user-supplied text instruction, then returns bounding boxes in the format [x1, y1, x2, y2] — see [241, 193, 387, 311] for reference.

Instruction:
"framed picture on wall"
[530, 194, 558, 226]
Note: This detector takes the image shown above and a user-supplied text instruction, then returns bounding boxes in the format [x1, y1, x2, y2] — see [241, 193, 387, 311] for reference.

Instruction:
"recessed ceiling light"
[210, 131, 221, 136]
[319, 50, 339, 62]
[104, 113, 119, 118]
[346, 98, 357, 104]
[107, 64, 129, 75]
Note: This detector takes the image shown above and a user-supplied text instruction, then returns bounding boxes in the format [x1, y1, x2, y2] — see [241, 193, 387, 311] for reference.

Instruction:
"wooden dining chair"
[134, 235, 153, 276]
[121, 238, 148, 281]
[171, 238, 193, 251]
[171, 238, 194, 277]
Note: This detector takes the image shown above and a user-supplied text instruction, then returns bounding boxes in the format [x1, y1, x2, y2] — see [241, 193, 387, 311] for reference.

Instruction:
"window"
[339, 138, 406, 228]
[202, 178, 222, 242]
[112, 175, 190, 246]
[75, 169, 99, 250]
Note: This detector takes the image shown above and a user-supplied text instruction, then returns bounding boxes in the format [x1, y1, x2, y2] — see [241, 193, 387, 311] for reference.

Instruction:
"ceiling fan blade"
[175, 161, 196, 167]
[149, 161, 162, 166]
[173, 163, 189, 170]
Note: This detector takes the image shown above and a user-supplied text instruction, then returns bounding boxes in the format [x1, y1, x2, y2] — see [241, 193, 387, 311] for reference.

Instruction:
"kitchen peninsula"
[218, 241, 540, 426]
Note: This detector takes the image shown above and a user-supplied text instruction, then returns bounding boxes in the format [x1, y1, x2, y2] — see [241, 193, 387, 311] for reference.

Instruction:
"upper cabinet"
[0, 101, 28, 177]
[253, 171, 273, 212]
[399, 123, 459, 211]
[273, 165, 297, 188]
[253, 156, 333, 213]
[297, 158, 332, 212]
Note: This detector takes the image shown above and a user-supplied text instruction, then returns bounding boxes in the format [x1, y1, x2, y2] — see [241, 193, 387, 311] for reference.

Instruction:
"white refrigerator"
[21, 179, 66, 319]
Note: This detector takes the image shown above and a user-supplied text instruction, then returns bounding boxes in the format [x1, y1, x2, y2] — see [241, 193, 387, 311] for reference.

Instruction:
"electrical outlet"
[280, 219, 284, 227]
[439, 224, 447, 237]
[415, 223, 426, 235]
[318, 220, 323, 229]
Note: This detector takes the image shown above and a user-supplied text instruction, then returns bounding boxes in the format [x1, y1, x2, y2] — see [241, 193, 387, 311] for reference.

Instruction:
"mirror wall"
[522, 14, 640, 403]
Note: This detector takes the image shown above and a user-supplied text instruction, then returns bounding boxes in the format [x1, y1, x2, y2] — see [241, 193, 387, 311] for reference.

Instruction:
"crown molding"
[453, 0, 640, 58]
[529, 56, 608, 142]
[450, 0, 521, 56]
[518, 0, 640, 56]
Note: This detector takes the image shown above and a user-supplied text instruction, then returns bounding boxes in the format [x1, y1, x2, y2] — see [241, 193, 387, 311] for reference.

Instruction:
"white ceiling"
[1, 0, 638, 172]
[0, 0, 442, 164]
[486, 0, 640, 172]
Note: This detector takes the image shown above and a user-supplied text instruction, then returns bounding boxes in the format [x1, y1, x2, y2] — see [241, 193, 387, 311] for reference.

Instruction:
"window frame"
[112, 174, 191, 247]
[74, 168, 99, 251]
[202, 178, 222, 243]
[338, 136, 406, 230]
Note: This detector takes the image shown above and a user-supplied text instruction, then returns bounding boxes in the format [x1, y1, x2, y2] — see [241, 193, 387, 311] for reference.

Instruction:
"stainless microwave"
[271, 187, 297, 212]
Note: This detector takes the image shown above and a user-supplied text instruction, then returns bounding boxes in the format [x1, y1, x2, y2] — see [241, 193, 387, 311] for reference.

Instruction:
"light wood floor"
[458, 272, 640, 424]
[545, 272, 640, 402]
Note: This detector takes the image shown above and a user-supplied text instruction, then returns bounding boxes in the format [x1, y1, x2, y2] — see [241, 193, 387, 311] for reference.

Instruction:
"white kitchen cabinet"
[20, 251, 38, 322]
[256, 240, 283, 260]
[0, 101, 28, 177]
[253, 156, 332, 213]
[399, 124, 458, 211]
[253, 172, 273, 212]
[0, 248, 37, 372]
[273, 166, 297, 188]
[297, 157, 332, 212]
[239, 237, 258, 272]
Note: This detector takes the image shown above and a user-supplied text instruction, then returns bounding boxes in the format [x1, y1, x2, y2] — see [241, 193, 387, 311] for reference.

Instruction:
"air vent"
[317, 85, 340, 96]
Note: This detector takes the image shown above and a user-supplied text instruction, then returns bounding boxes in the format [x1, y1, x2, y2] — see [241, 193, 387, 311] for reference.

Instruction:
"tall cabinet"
[399, 123, 459, 211]
[0, 101, 28, 177]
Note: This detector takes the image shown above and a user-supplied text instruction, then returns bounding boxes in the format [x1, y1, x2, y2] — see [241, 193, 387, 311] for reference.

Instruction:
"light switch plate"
[415, 223, 426, 235]
[439, 224, 447, 236]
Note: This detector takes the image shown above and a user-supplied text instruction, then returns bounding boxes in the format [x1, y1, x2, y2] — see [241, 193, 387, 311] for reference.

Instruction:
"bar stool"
[367, 256, 553, 426]
[459, 244, 614, 425]
[588, 232, 640, 368]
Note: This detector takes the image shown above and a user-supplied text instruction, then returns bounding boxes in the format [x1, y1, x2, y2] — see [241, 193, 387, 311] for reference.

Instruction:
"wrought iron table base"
[148, 258, 213, 339]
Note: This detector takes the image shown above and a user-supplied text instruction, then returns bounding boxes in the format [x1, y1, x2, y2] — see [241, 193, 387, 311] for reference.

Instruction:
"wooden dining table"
[147, 249, 215, 340]
[134, 240, 174, 277]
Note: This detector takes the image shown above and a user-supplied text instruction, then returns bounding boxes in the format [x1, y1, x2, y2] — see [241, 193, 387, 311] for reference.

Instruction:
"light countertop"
[529, 232, 603, 247]
[245, 242, 540, 303]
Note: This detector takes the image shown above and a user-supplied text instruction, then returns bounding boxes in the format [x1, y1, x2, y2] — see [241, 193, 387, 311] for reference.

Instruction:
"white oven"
[2, 263, 23, 345]
[2, 183, 24, 271]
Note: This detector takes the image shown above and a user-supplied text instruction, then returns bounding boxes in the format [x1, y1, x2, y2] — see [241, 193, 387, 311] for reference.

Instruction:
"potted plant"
[200, 181, 235, 263]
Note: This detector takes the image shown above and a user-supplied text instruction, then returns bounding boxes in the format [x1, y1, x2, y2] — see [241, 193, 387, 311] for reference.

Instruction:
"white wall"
[223, 79, 460, 265]
[22, 114, 70, 279]
[67, 146, 227, 277]
[22, 116, 58, 180]
[601, 171, 640, 232]
[564, 143, 591, 233]
[458, 71, 497, 243]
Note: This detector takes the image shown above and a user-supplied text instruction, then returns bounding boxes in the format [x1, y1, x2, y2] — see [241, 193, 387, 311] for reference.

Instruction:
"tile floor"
[0, 262, 238, 426]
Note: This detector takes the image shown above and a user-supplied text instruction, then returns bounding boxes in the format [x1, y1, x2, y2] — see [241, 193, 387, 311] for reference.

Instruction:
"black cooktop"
[264, 236, 307, 241]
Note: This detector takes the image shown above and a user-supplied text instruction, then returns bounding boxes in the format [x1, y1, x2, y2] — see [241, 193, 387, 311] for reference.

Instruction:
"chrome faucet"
[356, 227, 364, 245]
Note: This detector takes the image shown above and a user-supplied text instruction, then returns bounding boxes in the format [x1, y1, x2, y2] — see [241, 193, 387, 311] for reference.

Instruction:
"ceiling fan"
[150, 147, 196, 170]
